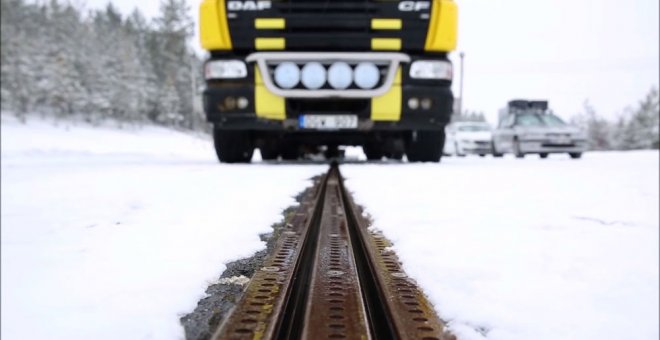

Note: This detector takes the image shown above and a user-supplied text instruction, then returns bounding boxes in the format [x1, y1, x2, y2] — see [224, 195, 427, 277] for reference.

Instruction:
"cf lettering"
[398, 1, 430, 12]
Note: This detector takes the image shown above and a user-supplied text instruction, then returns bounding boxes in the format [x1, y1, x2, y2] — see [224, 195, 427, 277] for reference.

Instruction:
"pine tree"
[619, 87, 660, 149]
[153, 0, 195, 127]
[42, 2, 87, 116]
[571, 101, 611, 150]
[1, 0, 42, 117]
[1, 0, 204, 129]
[452, 110, 487, 123]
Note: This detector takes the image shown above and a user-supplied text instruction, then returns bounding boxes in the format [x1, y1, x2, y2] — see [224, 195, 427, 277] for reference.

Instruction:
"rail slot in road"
[214, 165, 454, 340]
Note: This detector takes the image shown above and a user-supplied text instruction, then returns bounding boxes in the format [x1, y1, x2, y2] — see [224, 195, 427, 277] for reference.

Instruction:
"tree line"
[1, 0, 206, 130]
[571, 88, 659, 150]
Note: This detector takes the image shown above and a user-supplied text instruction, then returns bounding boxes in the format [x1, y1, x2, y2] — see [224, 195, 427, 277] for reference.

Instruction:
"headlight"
[204, 60, 247, 79]
[409, 60, 452, 80]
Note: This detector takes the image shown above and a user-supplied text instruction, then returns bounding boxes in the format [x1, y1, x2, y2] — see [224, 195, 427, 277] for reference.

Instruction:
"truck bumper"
[203, 84, 453, 131]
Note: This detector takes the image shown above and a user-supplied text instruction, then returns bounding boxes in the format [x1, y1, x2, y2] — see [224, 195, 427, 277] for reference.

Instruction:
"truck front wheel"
[213, 129, 254, 163]
[363, 143, 384, 161]
[259, 141, 279, 161]
[406, 130, 445, 163]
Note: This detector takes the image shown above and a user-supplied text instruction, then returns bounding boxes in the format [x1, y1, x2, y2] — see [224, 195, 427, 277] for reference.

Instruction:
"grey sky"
[85, 0, 659, 123]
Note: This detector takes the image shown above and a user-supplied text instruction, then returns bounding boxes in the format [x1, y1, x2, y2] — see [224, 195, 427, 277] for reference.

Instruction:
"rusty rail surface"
[213, 165, 454, 340]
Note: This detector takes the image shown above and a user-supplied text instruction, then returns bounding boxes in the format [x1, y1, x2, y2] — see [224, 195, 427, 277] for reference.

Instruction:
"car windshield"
[457, 124, 490, 132]
[540, 114, 567, 126]
[516, 113, 544, 126]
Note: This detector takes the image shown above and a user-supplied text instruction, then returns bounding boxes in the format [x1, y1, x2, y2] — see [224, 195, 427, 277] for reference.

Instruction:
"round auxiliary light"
[274, 62, 300, 89]
[408, 98, 419, 110]
[224, 97, 236, 110]
[301, 62, 326, 90]
[354, 62, 380, 89]
[421, 98, 432, 110]
[237, 97, 249, 109]
[327, 62, 353, 90]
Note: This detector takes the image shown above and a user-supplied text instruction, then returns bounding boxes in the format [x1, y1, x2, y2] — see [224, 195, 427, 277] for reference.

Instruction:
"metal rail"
[213, 165, 454, 340]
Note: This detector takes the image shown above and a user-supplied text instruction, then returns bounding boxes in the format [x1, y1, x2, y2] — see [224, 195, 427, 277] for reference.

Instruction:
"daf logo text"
[227, 0, 271, 11]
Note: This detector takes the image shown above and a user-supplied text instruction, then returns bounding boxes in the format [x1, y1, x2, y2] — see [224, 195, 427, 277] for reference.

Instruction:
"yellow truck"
[199, 0, 458, 162]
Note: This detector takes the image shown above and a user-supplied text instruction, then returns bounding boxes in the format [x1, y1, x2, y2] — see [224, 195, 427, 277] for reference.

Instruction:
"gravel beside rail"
[180, 188, 312, 340]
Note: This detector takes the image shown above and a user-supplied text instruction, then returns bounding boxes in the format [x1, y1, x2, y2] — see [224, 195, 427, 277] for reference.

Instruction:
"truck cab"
[200, 0, 458, 162]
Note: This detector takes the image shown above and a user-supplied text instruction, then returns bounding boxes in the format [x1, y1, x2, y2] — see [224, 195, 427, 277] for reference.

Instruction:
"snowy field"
[2, 115, 658, 340]
[0, 115, 325, 340]
[343, 151, 659, 340]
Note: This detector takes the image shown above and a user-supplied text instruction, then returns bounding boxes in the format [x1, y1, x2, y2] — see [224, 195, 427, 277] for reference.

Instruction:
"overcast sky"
[84, 0, 659, 123]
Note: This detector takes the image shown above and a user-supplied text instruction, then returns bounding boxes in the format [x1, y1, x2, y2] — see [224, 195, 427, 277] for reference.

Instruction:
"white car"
[444, 122, 494, 157]
[492, 112, 587, 158]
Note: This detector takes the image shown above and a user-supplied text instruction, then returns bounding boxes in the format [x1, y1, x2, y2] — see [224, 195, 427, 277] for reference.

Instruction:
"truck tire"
[260, 145, 279, 160]
[363, 143, 384, 161]
[569, 152, 582, 159]
[213, 129, 254, 163]
[406, 130, 445, 163]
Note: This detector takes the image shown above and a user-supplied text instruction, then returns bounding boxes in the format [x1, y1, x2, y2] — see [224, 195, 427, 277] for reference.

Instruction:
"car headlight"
[409, 60, 452, 80]
[205, 60, 247, 79]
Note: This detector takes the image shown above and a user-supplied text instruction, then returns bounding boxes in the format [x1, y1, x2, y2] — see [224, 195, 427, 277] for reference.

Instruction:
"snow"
[0, 114, 325, 340]
[342, 151, 659, 340]
[2, 114, 658, 340]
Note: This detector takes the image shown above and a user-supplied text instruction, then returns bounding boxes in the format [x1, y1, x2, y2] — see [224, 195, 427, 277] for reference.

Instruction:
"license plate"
[550, 137, 571, 145]
[299, 115, 358, 130]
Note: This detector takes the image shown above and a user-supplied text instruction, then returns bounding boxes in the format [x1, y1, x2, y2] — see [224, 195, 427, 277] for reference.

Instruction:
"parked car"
[492, 100, 587, 158]
[444, 122, 494, 157]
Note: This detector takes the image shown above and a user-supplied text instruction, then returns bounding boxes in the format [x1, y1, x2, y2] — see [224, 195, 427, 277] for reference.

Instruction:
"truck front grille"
[226, 0, 431, 52]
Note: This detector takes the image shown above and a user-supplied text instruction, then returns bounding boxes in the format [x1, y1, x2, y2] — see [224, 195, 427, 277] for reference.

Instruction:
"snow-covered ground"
[0, 115, 325, 340]
[343, 151, 659, 340]
[2, 115, 658, 340]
